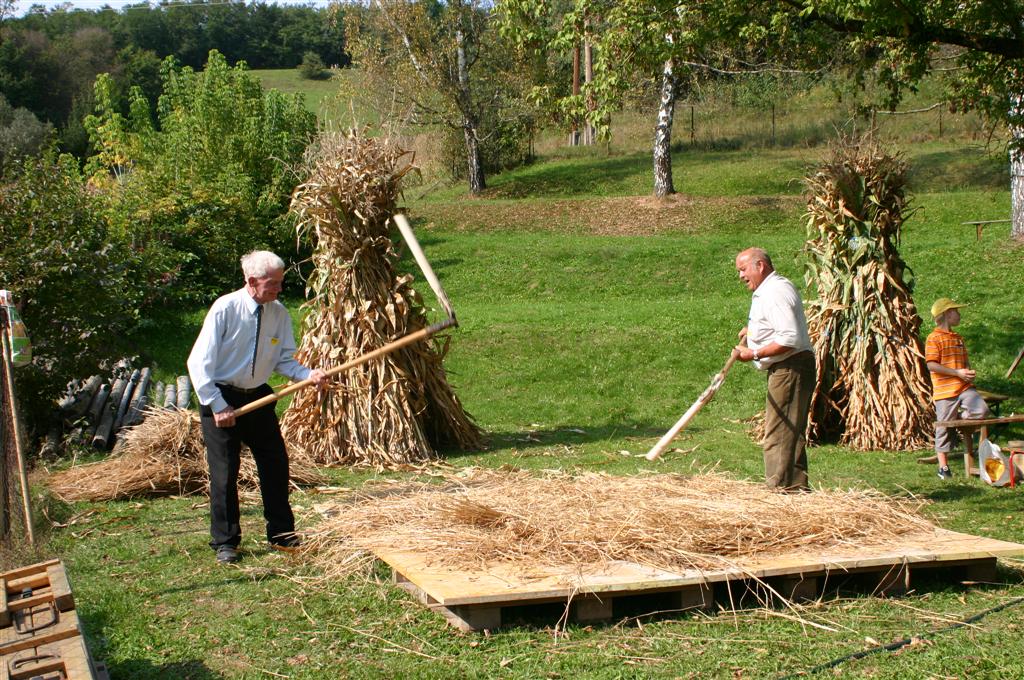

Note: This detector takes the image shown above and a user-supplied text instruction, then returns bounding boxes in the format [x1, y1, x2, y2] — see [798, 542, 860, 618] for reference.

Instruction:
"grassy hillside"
[17, 92, 1024, 679]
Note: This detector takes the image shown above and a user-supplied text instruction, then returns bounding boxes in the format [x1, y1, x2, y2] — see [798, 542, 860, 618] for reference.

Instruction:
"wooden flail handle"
[234, 318, 455, 417]
[645, 350, 740, 462]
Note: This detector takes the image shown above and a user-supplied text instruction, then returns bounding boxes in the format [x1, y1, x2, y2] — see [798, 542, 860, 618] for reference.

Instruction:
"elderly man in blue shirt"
[188, 250, 327, 564]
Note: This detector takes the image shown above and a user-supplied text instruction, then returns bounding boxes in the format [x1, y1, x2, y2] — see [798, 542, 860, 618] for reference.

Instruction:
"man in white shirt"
[733, 248, 815, 491]
[187, 250, 327, 564]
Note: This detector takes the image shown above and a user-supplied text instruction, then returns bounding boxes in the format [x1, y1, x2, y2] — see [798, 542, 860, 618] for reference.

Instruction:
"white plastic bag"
[978, 439, 1016, 487]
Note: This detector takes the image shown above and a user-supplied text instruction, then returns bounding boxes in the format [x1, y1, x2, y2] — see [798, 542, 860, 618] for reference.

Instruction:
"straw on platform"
[303, 468, 934, 578]
[48, 408, 322, 502]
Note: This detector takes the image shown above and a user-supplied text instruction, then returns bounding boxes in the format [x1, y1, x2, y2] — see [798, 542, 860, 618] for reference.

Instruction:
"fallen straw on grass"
[48, 407, 322, 502]
[303, 468, 933, 579]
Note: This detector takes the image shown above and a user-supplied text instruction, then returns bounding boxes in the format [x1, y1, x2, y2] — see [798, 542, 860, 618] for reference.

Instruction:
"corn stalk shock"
[235, 213, 456, 417]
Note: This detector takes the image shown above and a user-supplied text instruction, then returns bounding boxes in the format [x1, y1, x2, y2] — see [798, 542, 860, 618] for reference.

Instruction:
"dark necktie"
[251, 304, 263, 377]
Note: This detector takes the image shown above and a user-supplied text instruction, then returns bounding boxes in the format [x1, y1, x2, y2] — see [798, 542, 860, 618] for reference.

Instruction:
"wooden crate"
[0, 560, 103, 680]
[374, 527, 1024, 631]
[1, 633, 104, 680]
[0, 560, 75, 628]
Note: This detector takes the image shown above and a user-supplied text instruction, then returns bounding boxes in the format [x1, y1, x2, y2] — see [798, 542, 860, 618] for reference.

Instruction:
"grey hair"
[738, 247, 774, 271]
[240, 250, 285, 279]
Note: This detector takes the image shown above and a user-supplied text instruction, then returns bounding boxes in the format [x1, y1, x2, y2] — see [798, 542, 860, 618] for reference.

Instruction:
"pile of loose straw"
[803, 136, 934, 450]
[281, 130, 482, 469]
[304, 468, 934, 577]
[48, 408, 322, 502]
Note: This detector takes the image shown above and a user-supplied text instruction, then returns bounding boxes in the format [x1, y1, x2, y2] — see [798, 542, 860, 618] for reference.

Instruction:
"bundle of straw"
[304, 468, 934, 577]
[803, 137, 934, 450]
[281, 130, 482, 469]
[48, 408, 322, 502]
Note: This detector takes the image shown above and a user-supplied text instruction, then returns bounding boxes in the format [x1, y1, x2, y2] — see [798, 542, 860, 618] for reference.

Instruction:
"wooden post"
[1, 322, 34, 545]
[0, 358, 7, 538]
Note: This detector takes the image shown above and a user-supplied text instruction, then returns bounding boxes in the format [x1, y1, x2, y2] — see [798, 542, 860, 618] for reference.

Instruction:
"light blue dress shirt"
[187, 288, 310, 414]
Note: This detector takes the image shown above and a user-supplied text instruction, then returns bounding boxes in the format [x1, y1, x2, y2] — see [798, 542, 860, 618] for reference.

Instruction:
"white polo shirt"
[747, 271, 813, 370]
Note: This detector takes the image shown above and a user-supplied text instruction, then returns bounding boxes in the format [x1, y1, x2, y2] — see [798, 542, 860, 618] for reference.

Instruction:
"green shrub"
[85, 51, 316, 301]
[298, 51, 330, 80]
[0, 154, 143, 437]
[0, 94, 52, 175]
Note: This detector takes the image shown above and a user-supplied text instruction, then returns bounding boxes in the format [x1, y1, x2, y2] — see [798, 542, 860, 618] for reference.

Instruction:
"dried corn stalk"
[803, 136, 933, 450]
[281, 131, 482, 468]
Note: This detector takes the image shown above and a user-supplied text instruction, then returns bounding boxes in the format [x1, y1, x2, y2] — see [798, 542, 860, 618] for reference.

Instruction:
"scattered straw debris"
[304, 468, 933, 577]
[48, 408, 322, 502]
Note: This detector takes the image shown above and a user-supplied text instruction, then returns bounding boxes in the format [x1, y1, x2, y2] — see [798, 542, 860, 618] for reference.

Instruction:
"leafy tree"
[0, 153, 143, 436]
[348, 0, 532, 194]
[730, 0, 1024, 239]
[499, 0, 793, 197]
[85, 50, 316, 301]
[0, 94, 52, 173]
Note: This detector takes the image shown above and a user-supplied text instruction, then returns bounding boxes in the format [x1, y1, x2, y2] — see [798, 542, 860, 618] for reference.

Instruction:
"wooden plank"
[936, 415, 1024, 429]
[2, 634, 96, 680]
[438, 605, 501, 632]
[0, 560, 61, 585]
[0, 608, 83, 657]
[374, 528, 1024, 613]
[2, 563, 75, 616]
[45, 564, 75, 612]
[573, 596, 613, 623]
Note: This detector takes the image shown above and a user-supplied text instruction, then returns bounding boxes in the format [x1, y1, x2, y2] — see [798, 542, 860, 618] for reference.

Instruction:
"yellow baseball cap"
[931, 297, 966, 320]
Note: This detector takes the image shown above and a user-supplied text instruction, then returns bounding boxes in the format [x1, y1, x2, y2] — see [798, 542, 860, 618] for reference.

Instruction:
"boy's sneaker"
[937, 466, 952, 480]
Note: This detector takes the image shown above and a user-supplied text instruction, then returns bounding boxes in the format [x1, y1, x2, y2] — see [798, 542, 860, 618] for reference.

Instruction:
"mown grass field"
[11, 70, 1024, 679]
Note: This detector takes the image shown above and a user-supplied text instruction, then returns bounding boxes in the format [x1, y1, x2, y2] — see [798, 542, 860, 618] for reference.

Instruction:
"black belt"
[216, 383, 264, 394]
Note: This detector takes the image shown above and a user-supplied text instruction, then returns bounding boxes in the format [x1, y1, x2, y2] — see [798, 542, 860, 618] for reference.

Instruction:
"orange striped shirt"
[926, 327, 970, 401]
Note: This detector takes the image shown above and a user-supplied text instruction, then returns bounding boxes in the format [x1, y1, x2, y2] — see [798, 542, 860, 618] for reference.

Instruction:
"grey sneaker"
[937, 466, 952, 480]
[216, 545, 240, 564]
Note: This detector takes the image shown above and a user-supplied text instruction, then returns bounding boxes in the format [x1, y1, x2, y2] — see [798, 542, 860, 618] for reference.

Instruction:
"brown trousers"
[763, 351, 815, 490]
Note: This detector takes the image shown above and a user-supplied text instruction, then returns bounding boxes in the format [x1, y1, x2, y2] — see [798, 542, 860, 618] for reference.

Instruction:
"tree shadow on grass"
[103, 659, 220, 680]
[437, 421, 670, 461]
[79, 608, 220, 680]
[481, 153, 650, 199]
[906, 147, 1008, 193]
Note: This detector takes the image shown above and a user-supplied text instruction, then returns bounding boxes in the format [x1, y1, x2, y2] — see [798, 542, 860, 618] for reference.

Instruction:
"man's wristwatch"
[753, 349, 760, 360]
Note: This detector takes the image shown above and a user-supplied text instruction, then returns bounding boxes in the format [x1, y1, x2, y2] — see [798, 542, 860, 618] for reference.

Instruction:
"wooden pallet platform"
[375, 528, 1024, 631]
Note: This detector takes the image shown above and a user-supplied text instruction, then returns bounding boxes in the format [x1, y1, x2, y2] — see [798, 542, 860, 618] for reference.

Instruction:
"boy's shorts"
[934, 387, 990, 453]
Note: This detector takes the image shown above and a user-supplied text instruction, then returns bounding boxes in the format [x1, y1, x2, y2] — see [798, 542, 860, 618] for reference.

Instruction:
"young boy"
[926, 297, 991, 479]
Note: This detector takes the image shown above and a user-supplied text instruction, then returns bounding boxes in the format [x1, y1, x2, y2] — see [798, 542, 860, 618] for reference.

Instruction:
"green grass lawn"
[18, 128, 1024, 679]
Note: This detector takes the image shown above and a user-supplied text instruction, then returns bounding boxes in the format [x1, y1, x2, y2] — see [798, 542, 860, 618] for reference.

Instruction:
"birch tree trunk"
[1012, 93, 1024, 240]
[455, 26, 486, 193]
[583, 40, 595, 145]
[653, 56, 678, 197]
